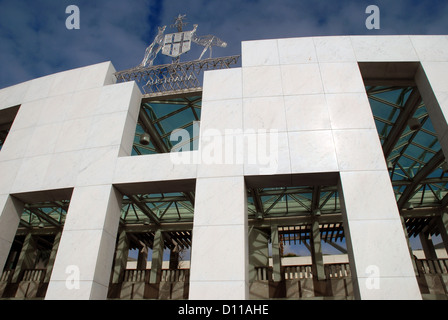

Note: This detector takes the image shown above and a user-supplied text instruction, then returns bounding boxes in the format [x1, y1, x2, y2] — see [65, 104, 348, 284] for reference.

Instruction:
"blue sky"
[0, 0, 447, 89]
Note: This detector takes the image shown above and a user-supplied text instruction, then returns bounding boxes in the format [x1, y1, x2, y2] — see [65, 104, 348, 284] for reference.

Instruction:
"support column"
[248, 228, 269, 281]
[44, 231, 62, 283]
[419, 231, 438, 260]
[111, 230, 129, 284]
[11, 233, 37, 283]
[437, 212, 448, 256]
[310, 219, 325, 280]
[415, 63, 448, 160]
[189, 176, 248, 299]
[400, 216, 419, 275]
[339, 171, 422, 300]
[45, 185, 123, 300]
[149, 229, 164, 284]
[271, 225, 281, 282]
[415, 64, 448, 257]
[169, 241, 180, 269]
[0, 195, 24, 273]
[137, 243, 149, 270]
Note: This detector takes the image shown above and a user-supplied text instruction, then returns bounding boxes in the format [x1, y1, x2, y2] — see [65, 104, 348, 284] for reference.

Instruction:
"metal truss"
[367, 85, 448, 238]
[247, 185, 346, 250]
[121, 192, 194, 226]
[19, 201, 69, 229]
[133, 93, 201, 155]
[367, 86, 446, 208]
[115, 55, 240, 95]
[247, 186, 340, 219]
[119, 192, 194, 250]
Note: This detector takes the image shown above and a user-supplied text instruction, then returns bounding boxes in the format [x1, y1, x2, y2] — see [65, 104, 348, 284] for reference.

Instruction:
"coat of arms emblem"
[161, 30, 193, 58]
[115, 14, 238, 95]
[137, 14, 227, 68]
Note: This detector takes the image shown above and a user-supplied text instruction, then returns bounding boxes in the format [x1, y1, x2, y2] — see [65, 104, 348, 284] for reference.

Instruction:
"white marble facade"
[0, 35, 448, 300]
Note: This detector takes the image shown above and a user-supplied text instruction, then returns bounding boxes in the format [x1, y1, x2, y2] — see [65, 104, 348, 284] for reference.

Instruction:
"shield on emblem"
[162, 31, 192, 58]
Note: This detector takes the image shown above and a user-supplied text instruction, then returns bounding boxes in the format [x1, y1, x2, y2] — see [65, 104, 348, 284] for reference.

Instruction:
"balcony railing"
[123, 269, 150, 282]
[416, 258, 448, 275]
[3, 258, 448, 299]
[255, 263, 351, 281]
[121, 268, 190, 283]
[252, 259, 448, 299]
[160, 269, 190, 282]
[0, 268, 48, 299]
[0, 270, 12, 282]
[414, 258, 448, 298]
[21, 269, 46, 282]
[108, 268, 190, 300]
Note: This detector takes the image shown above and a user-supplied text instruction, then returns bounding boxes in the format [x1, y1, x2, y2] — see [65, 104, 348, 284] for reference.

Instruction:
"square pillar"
[437, 212, 448, 256]
[169, 242, 180, 270]
[111, 230, 129, 284]
[339, 171, 422, 300]
[415, 63, 448, 157]
[137, 244, 149, 271]
[11, 233, 37, 283]
[189, 176, 248, 299]
[44, 231, 62, 283]
[419, 231, 438, 260]
[0, 195, 24, 273]
[399, 216, 419, 276]
[248, 227, 269, 281]
[310, 219, 326, 280]
[45, 185, 123, 300]
[149, 229, 164, 284]
[270, 225, 282, 282]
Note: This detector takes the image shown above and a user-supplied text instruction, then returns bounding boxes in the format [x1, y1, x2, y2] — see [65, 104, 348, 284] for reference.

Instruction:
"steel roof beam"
[397, 149, 445, 209]
[123, 196, 188, 203]
[139, 108, 169, 153]
[251, 188, 265, 218]
[27, 207, 62, 228]
[381, 88, 422, 159]
[311, 186, 321, 212]
[440, 192, 448, 208]
[128, 195, 161, 225]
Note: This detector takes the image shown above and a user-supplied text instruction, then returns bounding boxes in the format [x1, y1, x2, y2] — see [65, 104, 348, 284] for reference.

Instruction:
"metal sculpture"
[192, 29, 227, 60]
[138, 14, 227, 67]
[139, 25, 167, 68]
[117, 14, 238, 95]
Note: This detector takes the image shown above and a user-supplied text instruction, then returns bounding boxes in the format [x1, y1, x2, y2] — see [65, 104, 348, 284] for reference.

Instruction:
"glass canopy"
[367, 86, 447, 210]
[367, 85, 447, 240]
[247, 186, 340, 218]
[20, 201, 69, 228]
[121, 193, 194, 224]
[132, 94, 201, 155]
